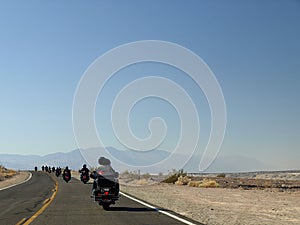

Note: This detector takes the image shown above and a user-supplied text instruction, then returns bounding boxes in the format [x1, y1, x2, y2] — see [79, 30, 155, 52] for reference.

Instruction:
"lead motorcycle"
[91, 171, 119, 210]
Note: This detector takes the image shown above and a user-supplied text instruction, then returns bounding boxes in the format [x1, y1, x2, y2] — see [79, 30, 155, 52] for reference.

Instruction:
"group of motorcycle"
[37, 158, 119, 210]
[39, 165, 71, 182]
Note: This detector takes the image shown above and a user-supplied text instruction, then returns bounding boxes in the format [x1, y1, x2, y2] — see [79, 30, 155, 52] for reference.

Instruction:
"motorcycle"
[94, 186, 119, 210]
[80, 172, 90, 184]
[55, 168, 61, 177]
[92, 173, 119, 210]
[63, 172, 71, 183]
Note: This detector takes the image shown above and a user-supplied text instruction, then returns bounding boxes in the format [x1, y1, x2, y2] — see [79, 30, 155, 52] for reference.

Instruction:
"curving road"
[0, 171, 54, 225]
[0, 172, 203, 225]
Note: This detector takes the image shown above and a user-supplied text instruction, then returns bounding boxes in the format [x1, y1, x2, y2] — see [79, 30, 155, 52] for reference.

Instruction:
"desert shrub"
[199, 178, 219, 188]
[175, 175, 191, 185]
[141, 173, 151, 180]
[137, 179, 148, 185]
[163, 169, 187, 184]
[188, 181, 201, 187]
[163, 174, 179, 184]
[0, 165, 16, 179]
[263, 180, 272, 188]
[216, 173, 226, 178]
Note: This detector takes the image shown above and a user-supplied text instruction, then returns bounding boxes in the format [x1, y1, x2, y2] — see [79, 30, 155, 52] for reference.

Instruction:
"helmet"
[83, 164, 86, 168]
[98, 157, 111, 165]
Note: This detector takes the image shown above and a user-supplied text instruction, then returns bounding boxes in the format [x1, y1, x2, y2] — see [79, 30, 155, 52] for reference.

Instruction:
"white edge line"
[0, 172, 32, 191]
[120, 191, 197, 225]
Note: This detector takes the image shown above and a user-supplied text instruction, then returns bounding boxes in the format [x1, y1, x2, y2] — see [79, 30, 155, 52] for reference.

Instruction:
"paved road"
[0, 172, 203, 225]
[0, 171, 54, 225]
[31, 175, 202, 225]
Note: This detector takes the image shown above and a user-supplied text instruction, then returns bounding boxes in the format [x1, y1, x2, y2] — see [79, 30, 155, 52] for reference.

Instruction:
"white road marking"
[120, 191, 197, 225]
[0, 172, 32, 191]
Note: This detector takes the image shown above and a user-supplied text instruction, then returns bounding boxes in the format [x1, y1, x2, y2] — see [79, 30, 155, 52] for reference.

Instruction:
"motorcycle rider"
[90, 157, 119, 197]
[63, 166, 71, 179]
[55, 167, 62, 176]
[79, 164, 90, 182]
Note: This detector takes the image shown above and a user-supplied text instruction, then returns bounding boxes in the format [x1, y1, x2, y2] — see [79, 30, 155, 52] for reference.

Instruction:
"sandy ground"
[120, 182, 300, 225]
[0, 171, 30, 189]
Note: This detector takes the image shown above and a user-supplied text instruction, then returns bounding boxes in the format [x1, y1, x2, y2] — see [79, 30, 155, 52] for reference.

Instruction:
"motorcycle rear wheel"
[102, 203, 110, 211]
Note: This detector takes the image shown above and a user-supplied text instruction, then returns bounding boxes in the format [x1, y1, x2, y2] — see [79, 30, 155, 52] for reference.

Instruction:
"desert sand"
[120, 173, 300, 225]
[0, 171, 30, 190]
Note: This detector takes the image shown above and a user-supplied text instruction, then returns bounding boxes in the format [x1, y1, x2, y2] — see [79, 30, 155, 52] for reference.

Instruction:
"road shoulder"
[0, 171, 30, 190]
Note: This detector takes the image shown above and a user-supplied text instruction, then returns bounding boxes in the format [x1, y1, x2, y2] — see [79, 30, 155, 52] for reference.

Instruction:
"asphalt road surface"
[0, 171, 54, 225]
[1, 172, 203, 225]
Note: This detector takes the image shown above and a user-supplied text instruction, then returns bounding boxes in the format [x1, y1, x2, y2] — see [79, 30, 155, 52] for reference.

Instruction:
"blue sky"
[0, 1, 299, 170]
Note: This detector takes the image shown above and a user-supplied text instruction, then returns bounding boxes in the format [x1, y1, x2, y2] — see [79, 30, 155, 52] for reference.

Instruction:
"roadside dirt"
[120, 174, 300, 225]
[0, 171, 30, 189]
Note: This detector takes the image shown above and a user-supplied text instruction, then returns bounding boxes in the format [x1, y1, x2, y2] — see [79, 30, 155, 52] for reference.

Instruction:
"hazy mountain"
[78, 147, 173, 173]
[185, 154, 270, 173]
[0, 147, 270, 173]
[0, 150, 86, 170]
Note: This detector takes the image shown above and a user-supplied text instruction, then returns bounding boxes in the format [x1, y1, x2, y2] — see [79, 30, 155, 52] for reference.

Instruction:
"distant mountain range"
[0, 150, 85, 171]
[0, 147, 272, 173]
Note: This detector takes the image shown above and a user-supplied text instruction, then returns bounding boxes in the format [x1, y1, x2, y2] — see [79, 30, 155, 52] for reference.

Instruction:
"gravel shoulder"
[0, 171, 30, 190]
[120, 181, 300, 225]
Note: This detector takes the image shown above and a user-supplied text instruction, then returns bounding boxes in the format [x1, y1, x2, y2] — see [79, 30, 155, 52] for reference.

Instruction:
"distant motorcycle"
[55, 168, 62, 177]
[63, 172, 71, 182]
[62, 167, 71, 183]
[80, 172, 90, 184]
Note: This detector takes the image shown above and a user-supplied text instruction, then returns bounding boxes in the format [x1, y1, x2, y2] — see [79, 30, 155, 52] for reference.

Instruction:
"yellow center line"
[16, 174, 59, 225]
[15, 217, 27, 225]
[42, 198, 50, 205]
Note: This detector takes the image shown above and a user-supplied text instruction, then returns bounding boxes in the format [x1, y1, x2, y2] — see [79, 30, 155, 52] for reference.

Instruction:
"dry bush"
[163, 169, 187, 184]
[137, 179, 148, 185]
[0, 165, 17, 180]
[163, 174, 179, 184]
[141, 173, 151, 180]
[263, 180, 272, 188]
[188, 181, 201, 187]
[216, 173, 226, 178]
[175, 175, 191, 185]
[199, 178, 219, 188]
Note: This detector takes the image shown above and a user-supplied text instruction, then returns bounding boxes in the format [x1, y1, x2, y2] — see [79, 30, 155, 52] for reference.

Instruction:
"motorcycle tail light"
[104, 191, 109, 195]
